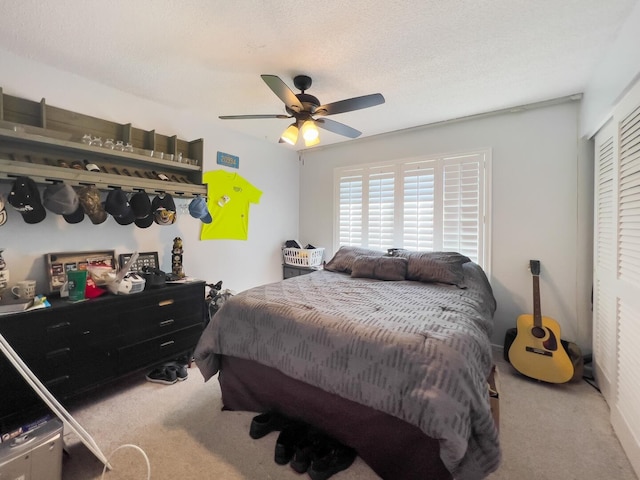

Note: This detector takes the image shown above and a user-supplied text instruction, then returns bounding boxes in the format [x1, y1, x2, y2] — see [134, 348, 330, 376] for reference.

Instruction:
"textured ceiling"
[0, 0, 637, 149]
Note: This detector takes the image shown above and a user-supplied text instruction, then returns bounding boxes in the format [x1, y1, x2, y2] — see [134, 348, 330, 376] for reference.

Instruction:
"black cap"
[104, 189, 135, 225]
[8, 176, 47, 224]
[151, 193, 176, 225]
[130, 191, 151, 218]
[63, 203, 85, 224]
[130, 191, 154, 228]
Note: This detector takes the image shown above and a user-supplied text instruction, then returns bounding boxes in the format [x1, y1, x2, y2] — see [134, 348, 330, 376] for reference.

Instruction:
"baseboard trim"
[611, 406, 640, 479]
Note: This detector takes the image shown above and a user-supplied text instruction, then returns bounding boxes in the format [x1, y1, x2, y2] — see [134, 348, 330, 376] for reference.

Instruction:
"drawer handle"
[46, 347, 71, 359]
[47, 322, 71, 332]
[44, 375, 69, 387]
[159, 319, 175, 327]
[160, 340, 175, 348]
[158, 299, 175, 307]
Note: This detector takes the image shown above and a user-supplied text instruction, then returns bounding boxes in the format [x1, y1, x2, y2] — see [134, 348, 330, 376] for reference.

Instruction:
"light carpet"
[61, 351, 638, 480]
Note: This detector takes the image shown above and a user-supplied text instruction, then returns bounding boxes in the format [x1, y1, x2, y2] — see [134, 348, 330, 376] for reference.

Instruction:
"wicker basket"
[283, 247, 325, 267]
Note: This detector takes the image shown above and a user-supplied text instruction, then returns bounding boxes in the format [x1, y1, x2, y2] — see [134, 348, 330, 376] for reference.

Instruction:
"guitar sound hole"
[531, 326, 546, 339]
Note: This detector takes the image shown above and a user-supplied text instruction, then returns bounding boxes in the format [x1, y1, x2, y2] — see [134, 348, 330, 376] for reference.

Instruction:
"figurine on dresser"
[172, 237, 185, 278]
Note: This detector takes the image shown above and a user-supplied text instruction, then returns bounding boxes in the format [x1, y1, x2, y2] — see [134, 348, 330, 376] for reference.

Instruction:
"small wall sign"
[217, 151, 240, 169]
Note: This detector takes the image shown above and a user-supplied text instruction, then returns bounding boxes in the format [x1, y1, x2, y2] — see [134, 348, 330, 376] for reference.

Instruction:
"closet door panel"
[593, 122, 617, 405]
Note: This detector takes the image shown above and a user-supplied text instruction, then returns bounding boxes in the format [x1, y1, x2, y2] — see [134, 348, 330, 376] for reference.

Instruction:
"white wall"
[581, 0, 640, 138]
[0, 48, 300, 294]
[299, 101, 594, 351]
[0, 48, 597, 353]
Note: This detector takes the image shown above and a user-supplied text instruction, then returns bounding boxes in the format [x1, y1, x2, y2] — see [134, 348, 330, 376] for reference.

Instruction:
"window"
[334, 150, 490, 268]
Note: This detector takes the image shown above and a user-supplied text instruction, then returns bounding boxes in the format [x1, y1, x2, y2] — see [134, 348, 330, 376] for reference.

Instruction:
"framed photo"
[45, 250, 116, 295]
[118, 252, 159, 273]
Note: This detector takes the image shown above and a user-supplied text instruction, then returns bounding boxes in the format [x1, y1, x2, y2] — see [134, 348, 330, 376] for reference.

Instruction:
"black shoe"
[289, 429, 328, 474]
[145, 366, 177, 385]
[307, 441, 357, 480]
[165, 362, 188, 381]
[249, 412, 291, 440]
[274, 423, 308, 465]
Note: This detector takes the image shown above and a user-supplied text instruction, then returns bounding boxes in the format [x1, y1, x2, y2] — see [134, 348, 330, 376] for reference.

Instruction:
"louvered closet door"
[615, 103, 640, 449]
[593, 121, 617, 405]
[595, 80, 640, 478]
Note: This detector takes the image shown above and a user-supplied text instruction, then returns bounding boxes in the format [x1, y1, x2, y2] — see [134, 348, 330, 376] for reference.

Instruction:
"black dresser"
[0, 281, 205, 435]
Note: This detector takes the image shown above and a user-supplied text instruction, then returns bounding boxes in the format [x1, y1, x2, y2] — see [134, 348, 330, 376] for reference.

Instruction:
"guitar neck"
[533, 274, 542, 328]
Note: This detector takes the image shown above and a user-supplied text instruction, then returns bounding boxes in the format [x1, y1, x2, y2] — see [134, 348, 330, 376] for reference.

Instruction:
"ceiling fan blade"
[219, 114, 291, 120]
[261, 74, 304, 113]
[314, 118, 362, 138]
[315, 93, 385, 116]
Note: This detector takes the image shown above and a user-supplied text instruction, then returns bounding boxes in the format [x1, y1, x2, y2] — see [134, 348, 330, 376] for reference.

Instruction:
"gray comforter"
[194, 262, 500, 479]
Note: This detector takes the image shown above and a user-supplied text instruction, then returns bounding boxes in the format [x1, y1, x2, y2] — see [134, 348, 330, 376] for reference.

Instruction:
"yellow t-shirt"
[200, 170, 262, 240]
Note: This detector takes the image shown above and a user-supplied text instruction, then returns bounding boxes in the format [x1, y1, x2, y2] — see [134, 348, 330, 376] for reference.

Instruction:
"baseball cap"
[0, 194, 7, 226]
[77, 185, 108, 225]
[8, 176, 47, 224]
[151, 193, 176, 225]
[129, 191, 153, 228]
[42, 183, 84, 224]
[188, 196, 212, 223]
[104, 189, 135, 225]
[128, 191, 153, 228]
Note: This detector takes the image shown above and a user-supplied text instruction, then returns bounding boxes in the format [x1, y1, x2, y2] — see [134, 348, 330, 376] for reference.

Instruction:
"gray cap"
[42, 183, 85, 224]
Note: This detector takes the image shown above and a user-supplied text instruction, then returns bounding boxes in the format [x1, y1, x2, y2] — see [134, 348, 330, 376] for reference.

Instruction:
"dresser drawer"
[117, 289, 204, 343]
[21, 341, 115, 398]
[115, 325, 203, 372]
[2, 304, 117, 355]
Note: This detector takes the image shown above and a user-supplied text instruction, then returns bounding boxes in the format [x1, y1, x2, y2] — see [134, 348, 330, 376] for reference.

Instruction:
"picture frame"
[118, 251, 159, 273]
[44, 250, 116, 295]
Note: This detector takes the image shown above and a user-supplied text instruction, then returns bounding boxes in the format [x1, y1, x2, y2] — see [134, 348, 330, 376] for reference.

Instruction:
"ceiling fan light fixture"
[280, 123, 299, 145]
[304, 135, 320, 147]
[301, 120, 319, 142]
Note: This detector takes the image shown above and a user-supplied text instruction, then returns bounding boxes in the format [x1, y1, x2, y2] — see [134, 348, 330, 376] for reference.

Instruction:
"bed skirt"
[218, 355, 452, 480]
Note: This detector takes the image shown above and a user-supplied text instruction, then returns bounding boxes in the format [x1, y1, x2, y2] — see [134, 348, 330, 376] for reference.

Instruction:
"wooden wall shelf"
[0, 87, 207, 198]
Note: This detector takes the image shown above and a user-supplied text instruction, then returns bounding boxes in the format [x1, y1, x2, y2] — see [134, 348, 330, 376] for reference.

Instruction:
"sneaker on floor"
[145, 366, 177, 385]
[166, 362, 188, 381]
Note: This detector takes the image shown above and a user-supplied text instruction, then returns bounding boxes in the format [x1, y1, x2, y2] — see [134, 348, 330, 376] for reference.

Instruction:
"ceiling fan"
[219, 74, 385, 147]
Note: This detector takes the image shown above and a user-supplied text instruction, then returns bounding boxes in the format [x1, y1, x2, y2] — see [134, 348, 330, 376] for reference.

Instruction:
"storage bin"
[283, 248, 325, 267]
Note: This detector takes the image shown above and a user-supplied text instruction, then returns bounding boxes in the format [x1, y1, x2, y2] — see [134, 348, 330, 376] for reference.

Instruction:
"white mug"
[12, 280, 36, 300]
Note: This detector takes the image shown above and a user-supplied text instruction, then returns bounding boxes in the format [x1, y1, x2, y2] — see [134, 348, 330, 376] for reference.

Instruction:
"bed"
[194, 247, 501, 479]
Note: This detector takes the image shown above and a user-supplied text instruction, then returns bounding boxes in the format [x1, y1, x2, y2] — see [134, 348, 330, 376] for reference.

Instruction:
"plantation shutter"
[367, 166, 395, 250]
[402, 161, 436, 251]
[334, 149, 489, 269]
[338, 170, 363, 246]
[442, 154, 484, 264]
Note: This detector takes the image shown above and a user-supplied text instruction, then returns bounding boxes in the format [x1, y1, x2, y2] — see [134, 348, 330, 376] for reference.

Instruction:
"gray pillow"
[351, 256, 408, 281]
[324, 246, 386, 274]
[394, 251, 471, 287]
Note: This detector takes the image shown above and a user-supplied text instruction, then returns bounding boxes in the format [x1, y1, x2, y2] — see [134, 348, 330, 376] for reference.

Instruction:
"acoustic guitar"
[509, 260, 574, 383]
